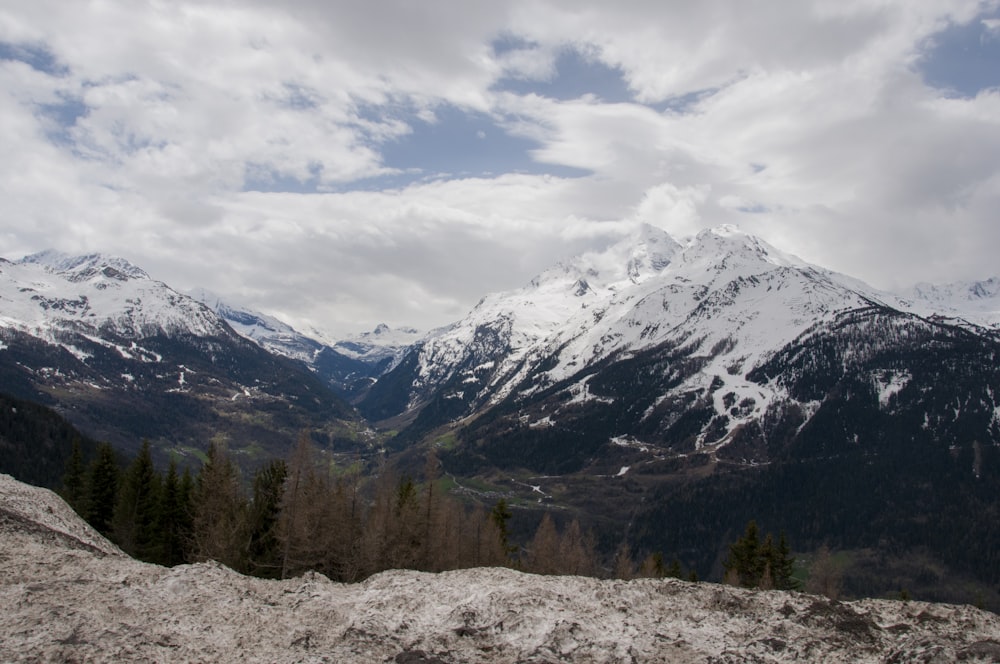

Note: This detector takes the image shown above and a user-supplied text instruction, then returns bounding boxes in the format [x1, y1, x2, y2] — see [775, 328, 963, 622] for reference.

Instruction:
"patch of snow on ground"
[565, 375, 614, 406]
[873, 370, 911, 408]
[3, 474, 1000, 663]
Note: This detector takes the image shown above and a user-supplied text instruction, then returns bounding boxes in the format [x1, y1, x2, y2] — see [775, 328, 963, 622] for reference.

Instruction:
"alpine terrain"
[192, 288, 419, 399]
[358, 224, 1000, 605]
[0, 251, 360, 465]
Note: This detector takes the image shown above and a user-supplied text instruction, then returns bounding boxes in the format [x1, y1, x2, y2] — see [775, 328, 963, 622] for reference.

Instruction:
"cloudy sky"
[1, 1, 998, 337]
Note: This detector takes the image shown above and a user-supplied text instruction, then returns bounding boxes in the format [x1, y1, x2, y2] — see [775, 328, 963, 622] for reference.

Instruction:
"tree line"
[60, 434, 796, 586]
[57, 435, 598, 579]
[61, 435, 518, 579]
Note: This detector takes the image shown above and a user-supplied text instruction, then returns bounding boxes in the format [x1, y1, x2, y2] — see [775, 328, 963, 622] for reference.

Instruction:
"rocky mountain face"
[3, 473, 999, 664]
[0, 252, 358, 464]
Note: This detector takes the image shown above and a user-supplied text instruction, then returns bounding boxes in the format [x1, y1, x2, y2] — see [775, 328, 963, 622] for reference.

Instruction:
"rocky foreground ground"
[1, 474, 998, 663]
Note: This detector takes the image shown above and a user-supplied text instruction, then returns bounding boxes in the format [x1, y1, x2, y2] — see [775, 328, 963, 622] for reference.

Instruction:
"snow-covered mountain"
[1, 250, 226, 346]
[332, 322, 424, 367]
[4, 473, 999, 663]
[894, 277, 1000, 329]
[356, 223, 1000, 600]
[0, 251, 356, 459]
[189, 289, 418, 398]
[189, 287, 326, 365]
[361, 224, 891, 432]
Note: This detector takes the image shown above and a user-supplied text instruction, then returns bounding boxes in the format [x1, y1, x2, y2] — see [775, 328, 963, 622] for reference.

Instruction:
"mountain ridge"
[0, 251, 360, 463]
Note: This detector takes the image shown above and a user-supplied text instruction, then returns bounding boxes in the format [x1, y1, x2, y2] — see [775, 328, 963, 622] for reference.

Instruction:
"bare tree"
[806, 544, 842, 600]
[525, 513, 562, 574]
[191, 439, 247, 571]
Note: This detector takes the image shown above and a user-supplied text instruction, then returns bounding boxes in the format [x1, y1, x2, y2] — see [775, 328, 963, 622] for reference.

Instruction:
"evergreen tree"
[85, 442, 119, 536]
[724, 521, 797, 590]
[155, 459, 189, 567]
[179, 465, 195, 544]
[667, 558, 683, 580]
[767, 532, 798, 590]
[113, 440, 161, 561]
[388, 476, 421, 570]
[724, 520, 763, 588]
[490, 498, 516, 562]
[60, 437, 86, 513]
[246, 459, 287, 578]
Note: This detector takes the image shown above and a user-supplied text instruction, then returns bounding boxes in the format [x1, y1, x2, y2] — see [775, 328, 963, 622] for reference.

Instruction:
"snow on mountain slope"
[190, 287, 421, 375]
[894, 277, 1000, 329]
[397, 224, 889, 420]
[3, 473, 999, 664]
[331, 323, 424, 367]
[190, 287, 325, 364]
[0, 251, 226, 346]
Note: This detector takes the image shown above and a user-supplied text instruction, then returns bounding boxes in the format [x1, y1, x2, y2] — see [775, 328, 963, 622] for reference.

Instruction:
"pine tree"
[113, 440, 161, 561]
[387, 476, 421, 570]
[724, 521, 797, 590]
[60, 437, 86, 514]
[178, 465, 194, 545]
[724, 520, 763, 588]
[768, 532, 798, 590]
[246, 459, 287, 578]
[85, 442, 119, 536]
[155, 459, 189, 567]
[667, 558, 683, 579]
[490, 499, 516, 562]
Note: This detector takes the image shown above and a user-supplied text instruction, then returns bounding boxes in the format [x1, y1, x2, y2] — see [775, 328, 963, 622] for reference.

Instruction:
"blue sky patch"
[493, 46, 634, 103]
[35, 94, 88, 148]
[367, 103, 590, 185]
[0, 40, 67, 76]
[492, 34, 539, 56]
[918, 11, 1000, 97]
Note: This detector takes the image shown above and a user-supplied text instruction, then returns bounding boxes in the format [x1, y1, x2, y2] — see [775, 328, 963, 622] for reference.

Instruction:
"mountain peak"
[680, 225, 804, 273]
[19, 250, 150, 283]
[538, 223, 682, 292]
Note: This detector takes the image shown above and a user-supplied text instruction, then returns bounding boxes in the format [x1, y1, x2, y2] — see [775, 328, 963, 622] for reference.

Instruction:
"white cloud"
[0, 0, 998, 335]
